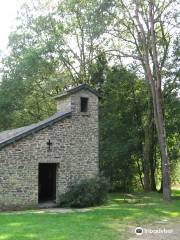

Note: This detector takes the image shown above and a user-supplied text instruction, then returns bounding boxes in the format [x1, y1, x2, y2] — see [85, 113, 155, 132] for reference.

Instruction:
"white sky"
[0, 0, 19, 52]
[0, 0, 59, 53]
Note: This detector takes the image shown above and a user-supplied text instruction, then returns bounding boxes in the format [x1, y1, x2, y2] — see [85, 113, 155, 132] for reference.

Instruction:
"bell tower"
[54, 84, 99, 115]
[54, 84, 99, 181]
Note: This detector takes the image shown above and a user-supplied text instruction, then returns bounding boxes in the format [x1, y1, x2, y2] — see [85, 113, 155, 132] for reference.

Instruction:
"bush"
[58, 176, 110, 208]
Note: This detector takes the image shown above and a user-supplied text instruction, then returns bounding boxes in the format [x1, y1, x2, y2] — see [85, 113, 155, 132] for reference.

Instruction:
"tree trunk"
[148, 0, 171, 201]
[136, 158, 144, 190]
[149, 125, 157, 191]
[150, 165, 157, 191]
[143, 95, 153, 192]
[150, 81, 171, 200]
[144, 68, 171, 200]
[138, 58, 171, 199]
[146, 78, 171, 200]
[119, 0, 172, 200]
[159, 179, 163, 193]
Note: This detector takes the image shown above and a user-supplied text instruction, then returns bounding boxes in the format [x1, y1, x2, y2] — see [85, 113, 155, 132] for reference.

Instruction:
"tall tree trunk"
[149, 79, 171, 200]
[145, 69, 171, 200]
[136, 158, 144, 190]
[118, 0, 172, 200]
[150, 121, 157, 191]
[156, 104, 171, 201]
[143, 94, 153, 192]
[150, 163, 157, 191]
[149, 0, 171, 201]
[159, 179, 163, 193]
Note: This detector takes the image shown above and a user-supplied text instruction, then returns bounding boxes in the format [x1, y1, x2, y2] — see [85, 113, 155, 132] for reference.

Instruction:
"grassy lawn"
[0, 190, 179, 240]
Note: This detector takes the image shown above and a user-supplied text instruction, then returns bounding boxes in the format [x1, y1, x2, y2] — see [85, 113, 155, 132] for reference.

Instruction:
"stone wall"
[0, 89, 99, 210]
[56, 95, 71, 112]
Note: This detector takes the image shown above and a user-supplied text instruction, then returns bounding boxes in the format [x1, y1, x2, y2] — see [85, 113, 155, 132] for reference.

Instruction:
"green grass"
[0, 190, 179, 240]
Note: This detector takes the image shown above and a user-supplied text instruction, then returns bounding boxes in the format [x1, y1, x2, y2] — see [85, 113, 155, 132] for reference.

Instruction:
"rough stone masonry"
[0, 84, 99, 210]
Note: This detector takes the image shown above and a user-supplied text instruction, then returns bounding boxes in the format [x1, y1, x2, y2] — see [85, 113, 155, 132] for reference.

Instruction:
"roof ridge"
[54, 84, 99, 100]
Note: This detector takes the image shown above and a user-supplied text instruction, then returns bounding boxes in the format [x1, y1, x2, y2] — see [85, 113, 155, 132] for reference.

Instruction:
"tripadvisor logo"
[135, 227, 143, 236]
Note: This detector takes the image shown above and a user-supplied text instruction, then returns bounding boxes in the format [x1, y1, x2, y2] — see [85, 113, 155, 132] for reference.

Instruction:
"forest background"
[0, 0, 179, 201]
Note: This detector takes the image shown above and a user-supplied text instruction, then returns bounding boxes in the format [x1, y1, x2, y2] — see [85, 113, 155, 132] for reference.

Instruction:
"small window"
[80, 97, 88, 112]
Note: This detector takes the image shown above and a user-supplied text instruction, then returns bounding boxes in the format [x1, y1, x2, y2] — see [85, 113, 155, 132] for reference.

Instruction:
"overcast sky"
[0, 0, 58, 53]
[0, 0, 19, 51]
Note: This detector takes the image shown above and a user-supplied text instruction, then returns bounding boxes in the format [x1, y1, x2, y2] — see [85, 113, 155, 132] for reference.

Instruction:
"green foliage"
[0, 0, 112, 131]
[100, 66, 147, 192]
[58, 176, 110, 208]
[0, 24, 69, 130]
[0, 47, 60, 130]
[0, 0, 179, 192]
[89, 51, 108, 87]
[163, 38, 180, 184]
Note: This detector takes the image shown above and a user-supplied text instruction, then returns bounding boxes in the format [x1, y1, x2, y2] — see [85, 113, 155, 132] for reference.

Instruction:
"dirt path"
[128, 219, 180, 240]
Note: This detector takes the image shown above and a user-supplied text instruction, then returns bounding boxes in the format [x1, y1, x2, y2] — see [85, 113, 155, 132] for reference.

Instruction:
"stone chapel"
[0, 84, 99, 210]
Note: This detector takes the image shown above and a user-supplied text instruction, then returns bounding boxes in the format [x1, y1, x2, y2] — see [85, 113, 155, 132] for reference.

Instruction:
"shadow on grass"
[0, 191, 179, 240]
[172, 189, 180, 200]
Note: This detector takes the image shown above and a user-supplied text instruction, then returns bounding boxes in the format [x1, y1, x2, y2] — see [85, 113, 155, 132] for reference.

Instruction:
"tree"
[163, 38, 180, 187]
[102, 0, 179, 201]
[0, 0, 179, 195]
[0, 0, 112, 130]
[100, 66, 147, 192]
[0, 28, 65, 130]
[28, 0, 112, 84]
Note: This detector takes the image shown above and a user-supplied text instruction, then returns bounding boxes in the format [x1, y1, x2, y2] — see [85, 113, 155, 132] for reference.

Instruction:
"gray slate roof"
[54, 83, 99, 99]
[0, 111, 71, 149]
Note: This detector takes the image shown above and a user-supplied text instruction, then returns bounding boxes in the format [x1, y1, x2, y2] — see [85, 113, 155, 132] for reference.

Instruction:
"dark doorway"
[38, 163, 57, 203]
